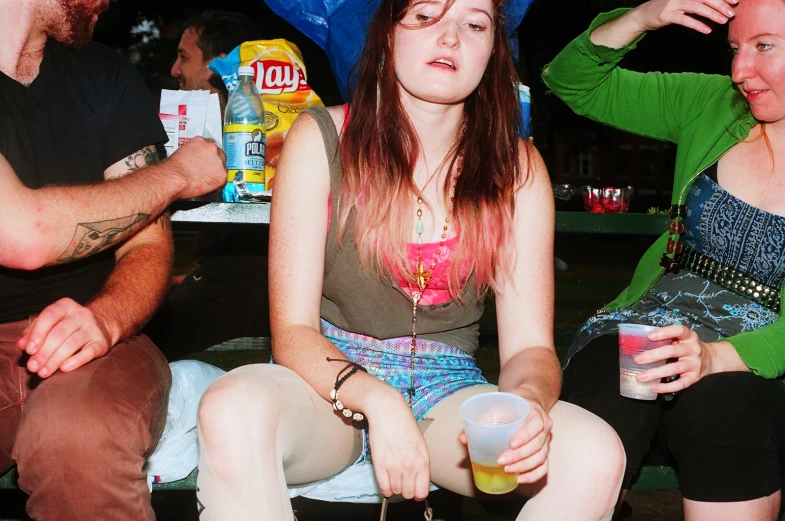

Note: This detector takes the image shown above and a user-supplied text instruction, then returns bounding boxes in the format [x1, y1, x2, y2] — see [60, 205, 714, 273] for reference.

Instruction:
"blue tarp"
[264, 0, 535, 101]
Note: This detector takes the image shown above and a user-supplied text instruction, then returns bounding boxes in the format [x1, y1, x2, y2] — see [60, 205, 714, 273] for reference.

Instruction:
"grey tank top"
[307, 106, 483, 356]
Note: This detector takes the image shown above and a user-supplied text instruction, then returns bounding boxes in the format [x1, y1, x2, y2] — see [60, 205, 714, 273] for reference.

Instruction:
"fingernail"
[39, 368, 49, 378]
[498, 455, 511, 465]
[510, 439, 522, 449]
[28, 360, 38, 372]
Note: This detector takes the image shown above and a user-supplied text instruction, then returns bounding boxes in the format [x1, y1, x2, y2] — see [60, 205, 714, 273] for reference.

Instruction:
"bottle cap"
[238, 65, 254, 77]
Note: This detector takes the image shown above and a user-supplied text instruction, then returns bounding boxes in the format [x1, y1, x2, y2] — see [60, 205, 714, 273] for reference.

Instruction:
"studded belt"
[673, 246, 781, 313]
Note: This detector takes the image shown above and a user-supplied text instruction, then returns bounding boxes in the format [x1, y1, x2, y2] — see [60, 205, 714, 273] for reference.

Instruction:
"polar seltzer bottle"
[222, 65, 266, 202]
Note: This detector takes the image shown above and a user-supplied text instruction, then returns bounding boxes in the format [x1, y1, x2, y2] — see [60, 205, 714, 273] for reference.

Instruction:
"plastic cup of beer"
[618, 323, 671, 400]
[459, 392, 530, 494]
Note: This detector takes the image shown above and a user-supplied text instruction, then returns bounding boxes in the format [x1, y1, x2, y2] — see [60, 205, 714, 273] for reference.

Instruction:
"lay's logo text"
[249, 60, 310, 96]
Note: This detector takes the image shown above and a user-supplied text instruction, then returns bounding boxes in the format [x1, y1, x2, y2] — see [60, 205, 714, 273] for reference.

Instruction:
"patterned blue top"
[682, 174, 785, 288]
[565, 172, 785, 369]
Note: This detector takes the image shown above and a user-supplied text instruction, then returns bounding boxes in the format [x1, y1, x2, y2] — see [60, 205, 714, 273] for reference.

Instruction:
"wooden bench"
[1, 212, 682, 495]
[0, 336, 679, 494]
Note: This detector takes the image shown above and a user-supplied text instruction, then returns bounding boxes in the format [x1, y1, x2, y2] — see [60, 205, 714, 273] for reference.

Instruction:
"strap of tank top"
[303, 106, 343, 197]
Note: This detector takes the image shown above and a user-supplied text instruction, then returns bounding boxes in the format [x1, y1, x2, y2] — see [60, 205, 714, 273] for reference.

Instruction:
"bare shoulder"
[516, 138, 549, 191]
[288, 105, 346, 145]
[324, 105, 347, 134]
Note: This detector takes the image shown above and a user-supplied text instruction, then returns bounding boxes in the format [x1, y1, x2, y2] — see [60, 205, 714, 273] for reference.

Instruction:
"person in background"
[0, 0, 227, 519]
[195, 0, 626, 520]
[543, 0, 784, 519]
[170, 10, 260, 111]
[144, 10, 271, 359]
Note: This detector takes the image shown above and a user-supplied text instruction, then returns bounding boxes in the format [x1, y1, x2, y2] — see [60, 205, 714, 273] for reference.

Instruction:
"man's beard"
[55, 1, 100, 49]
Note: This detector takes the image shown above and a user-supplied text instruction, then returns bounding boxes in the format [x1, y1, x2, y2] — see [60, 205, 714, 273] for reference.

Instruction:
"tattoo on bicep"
[57, 213, 151, 262]
[123, 146, 161, 172]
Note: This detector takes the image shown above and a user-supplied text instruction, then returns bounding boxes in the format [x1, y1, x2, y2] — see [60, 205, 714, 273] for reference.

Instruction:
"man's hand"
[167, 137, 227, 199]
[17, 298, 113, 378]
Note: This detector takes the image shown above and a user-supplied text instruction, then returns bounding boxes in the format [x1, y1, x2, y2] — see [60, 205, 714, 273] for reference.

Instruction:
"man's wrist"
[148, 159, 189, 202]
[86, 300, 121, 347]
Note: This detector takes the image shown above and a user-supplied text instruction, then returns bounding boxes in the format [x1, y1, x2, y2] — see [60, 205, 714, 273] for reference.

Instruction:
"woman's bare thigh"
[424, 384, 624, 506]
[203, 364, 364, 485]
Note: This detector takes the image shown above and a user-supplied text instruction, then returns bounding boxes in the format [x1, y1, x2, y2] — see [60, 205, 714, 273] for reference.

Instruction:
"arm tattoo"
[57, 213, 151, 262]
[123, 146, 161, 172]
[154, 212, 171, 231]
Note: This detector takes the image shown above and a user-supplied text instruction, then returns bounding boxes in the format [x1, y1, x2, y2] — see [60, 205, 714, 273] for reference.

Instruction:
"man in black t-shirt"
[145, 11, 272, 359]
[0, 1, 212, 519]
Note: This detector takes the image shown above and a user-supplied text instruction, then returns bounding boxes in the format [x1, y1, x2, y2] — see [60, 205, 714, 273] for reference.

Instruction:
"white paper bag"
[160, 89, 209, 149]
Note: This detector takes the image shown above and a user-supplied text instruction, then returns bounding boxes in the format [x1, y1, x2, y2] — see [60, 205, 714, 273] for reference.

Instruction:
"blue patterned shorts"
[321, 319, 488, 422]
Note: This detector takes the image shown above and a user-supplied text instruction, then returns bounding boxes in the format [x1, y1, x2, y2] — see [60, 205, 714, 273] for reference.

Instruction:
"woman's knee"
[198, 365, 289, 456]
[550, 402, 626, 502]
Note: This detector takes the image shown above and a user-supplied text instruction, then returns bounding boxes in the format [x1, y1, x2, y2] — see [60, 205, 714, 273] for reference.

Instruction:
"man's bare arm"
[20, 144, 191, 378]
[0, 137, 225, 270]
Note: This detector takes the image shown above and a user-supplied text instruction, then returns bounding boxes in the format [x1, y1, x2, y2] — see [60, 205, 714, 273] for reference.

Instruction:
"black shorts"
[562, 334, 785, 502]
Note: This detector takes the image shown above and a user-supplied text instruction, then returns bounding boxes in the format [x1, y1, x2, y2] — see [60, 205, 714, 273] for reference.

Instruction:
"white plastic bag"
[145, 360, 226, 488]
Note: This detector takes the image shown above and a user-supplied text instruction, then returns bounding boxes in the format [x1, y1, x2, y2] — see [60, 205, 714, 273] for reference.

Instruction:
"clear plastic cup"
[618, 323, 671, 400]
[459, 392, 530, 494]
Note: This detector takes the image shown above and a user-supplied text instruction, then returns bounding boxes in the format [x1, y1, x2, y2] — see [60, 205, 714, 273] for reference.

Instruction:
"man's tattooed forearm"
[123, 146, 161, 172]
[154, 213, 171, 231]
[57, 213, 151, 262]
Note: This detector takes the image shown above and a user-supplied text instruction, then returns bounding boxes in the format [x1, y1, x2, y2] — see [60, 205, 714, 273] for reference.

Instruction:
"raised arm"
[541, 1, 739, 144]
[590, 0, 736, 48]
[0, 137, 225, 270]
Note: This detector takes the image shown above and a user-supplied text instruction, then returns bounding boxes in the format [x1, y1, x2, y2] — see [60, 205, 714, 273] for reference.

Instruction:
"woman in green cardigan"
[543, 0, 784, 519]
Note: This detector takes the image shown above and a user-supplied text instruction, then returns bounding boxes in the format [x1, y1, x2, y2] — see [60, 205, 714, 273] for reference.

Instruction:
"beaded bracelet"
[326, 357, 368, 422]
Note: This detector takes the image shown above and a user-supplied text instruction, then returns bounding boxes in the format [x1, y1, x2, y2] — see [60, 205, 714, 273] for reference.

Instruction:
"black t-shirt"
[0, 40, 166, 323]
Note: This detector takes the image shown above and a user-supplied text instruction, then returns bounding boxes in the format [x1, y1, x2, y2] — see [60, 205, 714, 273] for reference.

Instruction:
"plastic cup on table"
[459, 392, 530, 494]
[618, 323, 671, 400]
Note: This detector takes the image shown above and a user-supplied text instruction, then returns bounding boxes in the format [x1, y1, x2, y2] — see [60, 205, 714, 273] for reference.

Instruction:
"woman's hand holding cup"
[496, 398, 553, 485]
[634, 324, 722, 393]
[459, 392, 542, 494]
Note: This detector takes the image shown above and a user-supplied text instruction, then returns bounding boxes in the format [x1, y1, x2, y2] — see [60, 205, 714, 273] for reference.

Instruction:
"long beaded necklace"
[405, 119, 466, 406]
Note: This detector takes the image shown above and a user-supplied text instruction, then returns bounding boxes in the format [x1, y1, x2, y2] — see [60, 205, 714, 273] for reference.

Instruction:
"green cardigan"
[542, 9, 784, 378]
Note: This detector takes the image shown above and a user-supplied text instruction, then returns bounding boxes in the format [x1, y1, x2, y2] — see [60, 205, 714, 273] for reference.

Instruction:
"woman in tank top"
[195, 1, 626, 519]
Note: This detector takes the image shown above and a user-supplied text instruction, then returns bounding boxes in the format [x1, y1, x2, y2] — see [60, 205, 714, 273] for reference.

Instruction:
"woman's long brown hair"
[337, 0, 529, 298]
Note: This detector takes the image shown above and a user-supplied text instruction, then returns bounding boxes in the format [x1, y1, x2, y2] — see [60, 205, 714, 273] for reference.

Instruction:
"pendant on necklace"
[413, 260, 429, 293]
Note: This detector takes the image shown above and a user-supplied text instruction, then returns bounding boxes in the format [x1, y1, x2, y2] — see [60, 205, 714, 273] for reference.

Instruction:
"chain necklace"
[406, 120, 466, 406]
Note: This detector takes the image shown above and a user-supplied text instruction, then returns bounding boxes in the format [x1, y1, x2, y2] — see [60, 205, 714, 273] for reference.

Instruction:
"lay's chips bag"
[210, 40, 324, 193]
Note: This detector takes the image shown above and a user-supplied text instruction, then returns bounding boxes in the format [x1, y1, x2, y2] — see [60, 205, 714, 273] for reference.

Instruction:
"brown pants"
[0, 320, 171, 521]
